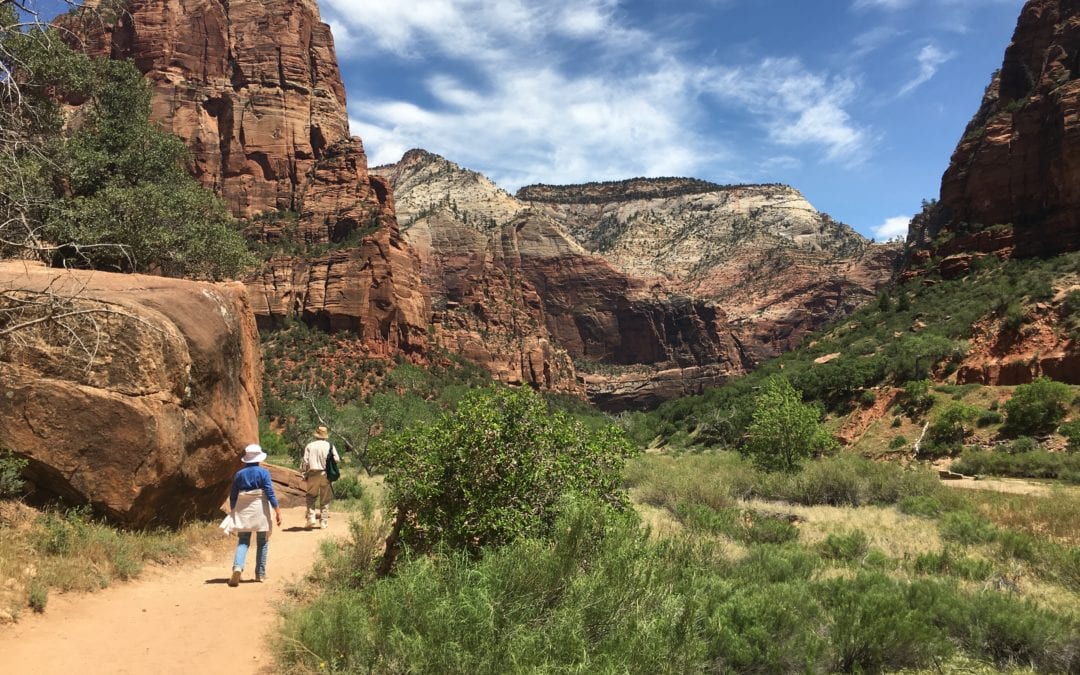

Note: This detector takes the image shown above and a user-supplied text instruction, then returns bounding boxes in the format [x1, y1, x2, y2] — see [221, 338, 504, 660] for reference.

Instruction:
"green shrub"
[1005, 436, 1040, 454]
[744, 517, 800, 545]
[924, 402, 978, 452]
[889, 435, 908, 449]
[819, 530, 870, 562]
[891, 416, 902, 428]
[820, 573, 952, 672]
[914, 548, 993, 580]
[0, 450, 27, 498]
[333, 475, 364, 501]
[1002, 377, 1072, 437]
[953, 449, 1080, 481]
[902, 379, 935, 416]
[27, 582, 47, 613]
[939, 511, 997, 546]
[899, 495, 944, 518]
[997, 531, 1039, 562]
[1060, 419, 1080, 452]
[977, 410, 1003, 428]
[377, 386, 635, 559]
[743, 376, 837, 472]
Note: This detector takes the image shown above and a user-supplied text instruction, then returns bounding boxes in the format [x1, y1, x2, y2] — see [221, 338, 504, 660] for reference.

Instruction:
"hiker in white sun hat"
[220, 443, 281, 586]
[300, 425, 340, 529]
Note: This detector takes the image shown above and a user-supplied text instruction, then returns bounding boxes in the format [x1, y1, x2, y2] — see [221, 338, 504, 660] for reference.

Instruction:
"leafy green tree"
[375, 386, 636, 572]
[1059, 419, 1080, 452]
[901, 380, 935, 416]
[1003, 377, 1073, 437]
[744, 376, 837, 472]
[925, 402, 978, 451]
[0, 8, 251, 279]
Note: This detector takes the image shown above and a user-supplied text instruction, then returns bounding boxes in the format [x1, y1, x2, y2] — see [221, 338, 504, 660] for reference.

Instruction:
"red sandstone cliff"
[911, 0, 1080, 263]
[74, 0, 430, 358]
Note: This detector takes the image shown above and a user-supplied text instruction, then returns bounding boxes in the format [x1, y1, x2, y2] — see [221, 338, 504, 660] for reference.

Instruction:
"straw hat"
[241, 443, 267, 464]
[314, 426, 330, 439]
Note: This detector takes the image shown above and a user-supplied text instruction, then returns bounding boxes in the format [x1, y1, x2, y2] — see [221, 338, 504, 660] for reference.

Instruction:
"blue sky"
[319, 0, 1026, 241]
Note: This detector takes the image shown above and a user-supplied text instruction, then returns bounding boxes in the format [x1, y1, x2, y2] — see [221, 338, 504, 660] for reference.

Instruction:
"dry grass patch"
[0, 502, 226, 618]
[955, 486, 1080, 545]
[743, 498, 942, 560]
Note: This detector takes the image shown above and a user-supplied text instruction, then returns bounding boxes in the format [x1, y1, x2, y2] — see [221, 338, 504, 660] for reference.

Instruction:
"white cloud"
[872, 215, 911, 240]
[350, 62, 721, 190]
[706, 58, 871, 163]
[324, 0, 872, 187]
[898, 43, 954, 95]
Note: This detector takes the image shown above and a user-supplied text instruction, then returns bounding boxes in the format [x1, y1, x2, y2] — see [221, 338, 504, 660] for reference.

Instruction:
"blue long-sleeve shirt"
[229, 464, 279, 510]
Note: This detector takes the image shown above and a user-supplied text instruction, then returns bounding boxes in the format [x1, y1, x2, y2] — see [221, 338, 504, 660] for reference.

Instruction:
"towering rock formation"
[75, 0, 430, 356]
[378, 151, 895, 408]
[520, 180, 898, 363]
[910, 0, 1080, 265]
[72, 0, 896, 406]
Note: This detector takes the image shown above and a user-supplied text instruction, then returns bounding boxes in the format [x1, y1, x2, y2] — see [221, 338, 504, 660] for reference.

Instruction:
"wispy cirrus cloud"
[326, 0, 873, 189]
[898, 44, 954, 95]
[706, 58, 872, 164]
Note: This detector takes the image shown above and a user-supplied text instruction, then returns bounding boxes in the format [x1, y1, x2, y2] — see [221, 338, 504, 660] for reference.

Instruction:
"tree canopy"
[0, 4, 251, 279]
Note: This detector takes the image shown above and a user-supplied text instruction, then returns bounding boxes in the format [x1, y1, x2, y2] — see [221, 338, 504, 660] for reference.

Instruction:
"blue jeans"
[233, 531, 268, 578]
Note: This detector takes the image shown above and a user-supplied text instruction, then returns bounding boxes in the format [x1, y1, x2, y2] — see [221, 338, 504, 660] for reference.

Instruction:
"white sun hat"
[241, 443, 267, 464]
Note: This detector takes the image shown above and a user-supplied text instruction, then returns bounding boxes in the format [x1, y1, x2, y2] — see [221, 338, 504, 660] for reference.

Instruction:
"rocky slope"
[910, 0, 1080, 266]
[0, 262, 262, 526]
[75, 0, 430, 357]
[903, 0, 1080, 386]
[377, 151, 895, 407]
[521, 180, 898, 363]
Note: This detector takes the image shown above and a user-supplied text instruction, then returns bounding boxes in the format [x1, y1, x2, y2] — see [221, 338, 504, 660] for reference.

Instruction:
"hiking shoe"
[305, 519, 316, 530]
[255, 575, 267, 583]
[320, 521, 328, 529]
[228, 568, 241, 587]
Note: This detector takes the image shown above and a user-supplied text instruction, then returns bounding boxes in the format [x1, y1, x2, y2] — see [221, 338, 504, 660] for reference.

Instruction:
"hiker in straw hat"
[300, 425, 340, 529]
[221, 443, 281, 586]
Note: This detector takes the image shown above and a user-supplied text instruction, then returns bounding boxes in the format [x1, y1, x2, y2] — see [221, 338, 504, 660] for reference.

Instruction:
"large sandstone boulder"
[0, 262, 262, 526]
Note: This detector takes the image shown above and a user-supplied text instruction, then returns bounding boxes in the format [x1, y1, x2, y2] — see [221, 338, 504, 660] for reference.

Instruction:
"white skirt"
[219, 490, 272, 537]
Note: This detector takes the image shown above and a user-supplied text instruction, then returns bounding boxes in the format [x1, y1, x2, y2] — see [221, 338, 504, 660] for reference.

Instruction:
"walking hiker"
[300, 425, 340, 529]
[222, 444, 281, 586]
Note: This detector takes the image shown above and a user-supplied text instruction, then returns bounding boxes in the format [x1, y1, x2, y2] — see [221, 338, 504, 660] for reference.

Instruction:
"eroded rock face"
[77, 0, 431, 359]
[911, 0, 1080, 260]
[379, 152, 894, 407]
[0, 262, 262, 526]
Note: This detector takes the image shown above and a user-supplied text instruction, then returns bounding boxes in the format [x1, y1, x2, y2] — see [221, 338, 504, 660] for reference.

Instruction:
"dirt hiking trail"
[0, 505, 344, 675]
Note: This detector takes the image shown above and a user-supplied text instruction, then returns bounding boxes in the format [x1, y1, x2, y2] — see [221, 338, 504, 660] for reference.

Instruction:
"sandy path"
[0, 505, 344, 675]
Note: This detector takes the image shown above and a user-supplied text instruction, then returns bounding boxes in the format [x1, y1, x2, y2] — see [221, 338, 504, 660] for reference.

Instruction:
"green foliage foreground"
[0, 8, 250, 279]
[280, 500, 1080, 674]
[375, 386, 636, 560]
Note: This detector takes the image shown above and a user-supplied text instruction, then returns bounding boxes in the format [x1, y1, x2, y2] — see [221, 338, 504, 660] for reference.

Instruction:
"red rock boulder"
[0, 262, 262, 526]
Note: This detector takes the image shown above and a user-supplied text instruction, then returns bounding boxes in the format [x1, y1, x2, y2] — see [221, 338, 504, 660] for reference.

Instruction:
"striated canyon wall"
[910, 0, 1080, 264]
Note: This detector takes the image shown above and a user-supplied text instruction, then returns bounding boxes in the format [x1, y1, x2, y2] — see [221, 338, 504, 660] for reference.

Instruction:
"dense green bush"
[939, 511, 998, 545]
[376, 386, 636, 558]
[0, 15, 251, 278]
[0, 450, 27, 498]
[953, 449, 1080, 482]
[280, 500, 1080, 673]
[744, 376, 836, 471]
[1060, 419, 1080, 452]
[1002, 377, 1072, 437]
[923, 402, 978, 455]
[628, 452, 943, 511]
[899, 495, 944, 518]
[914, 548, 993, 581]
[819, 530, 870, 562]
